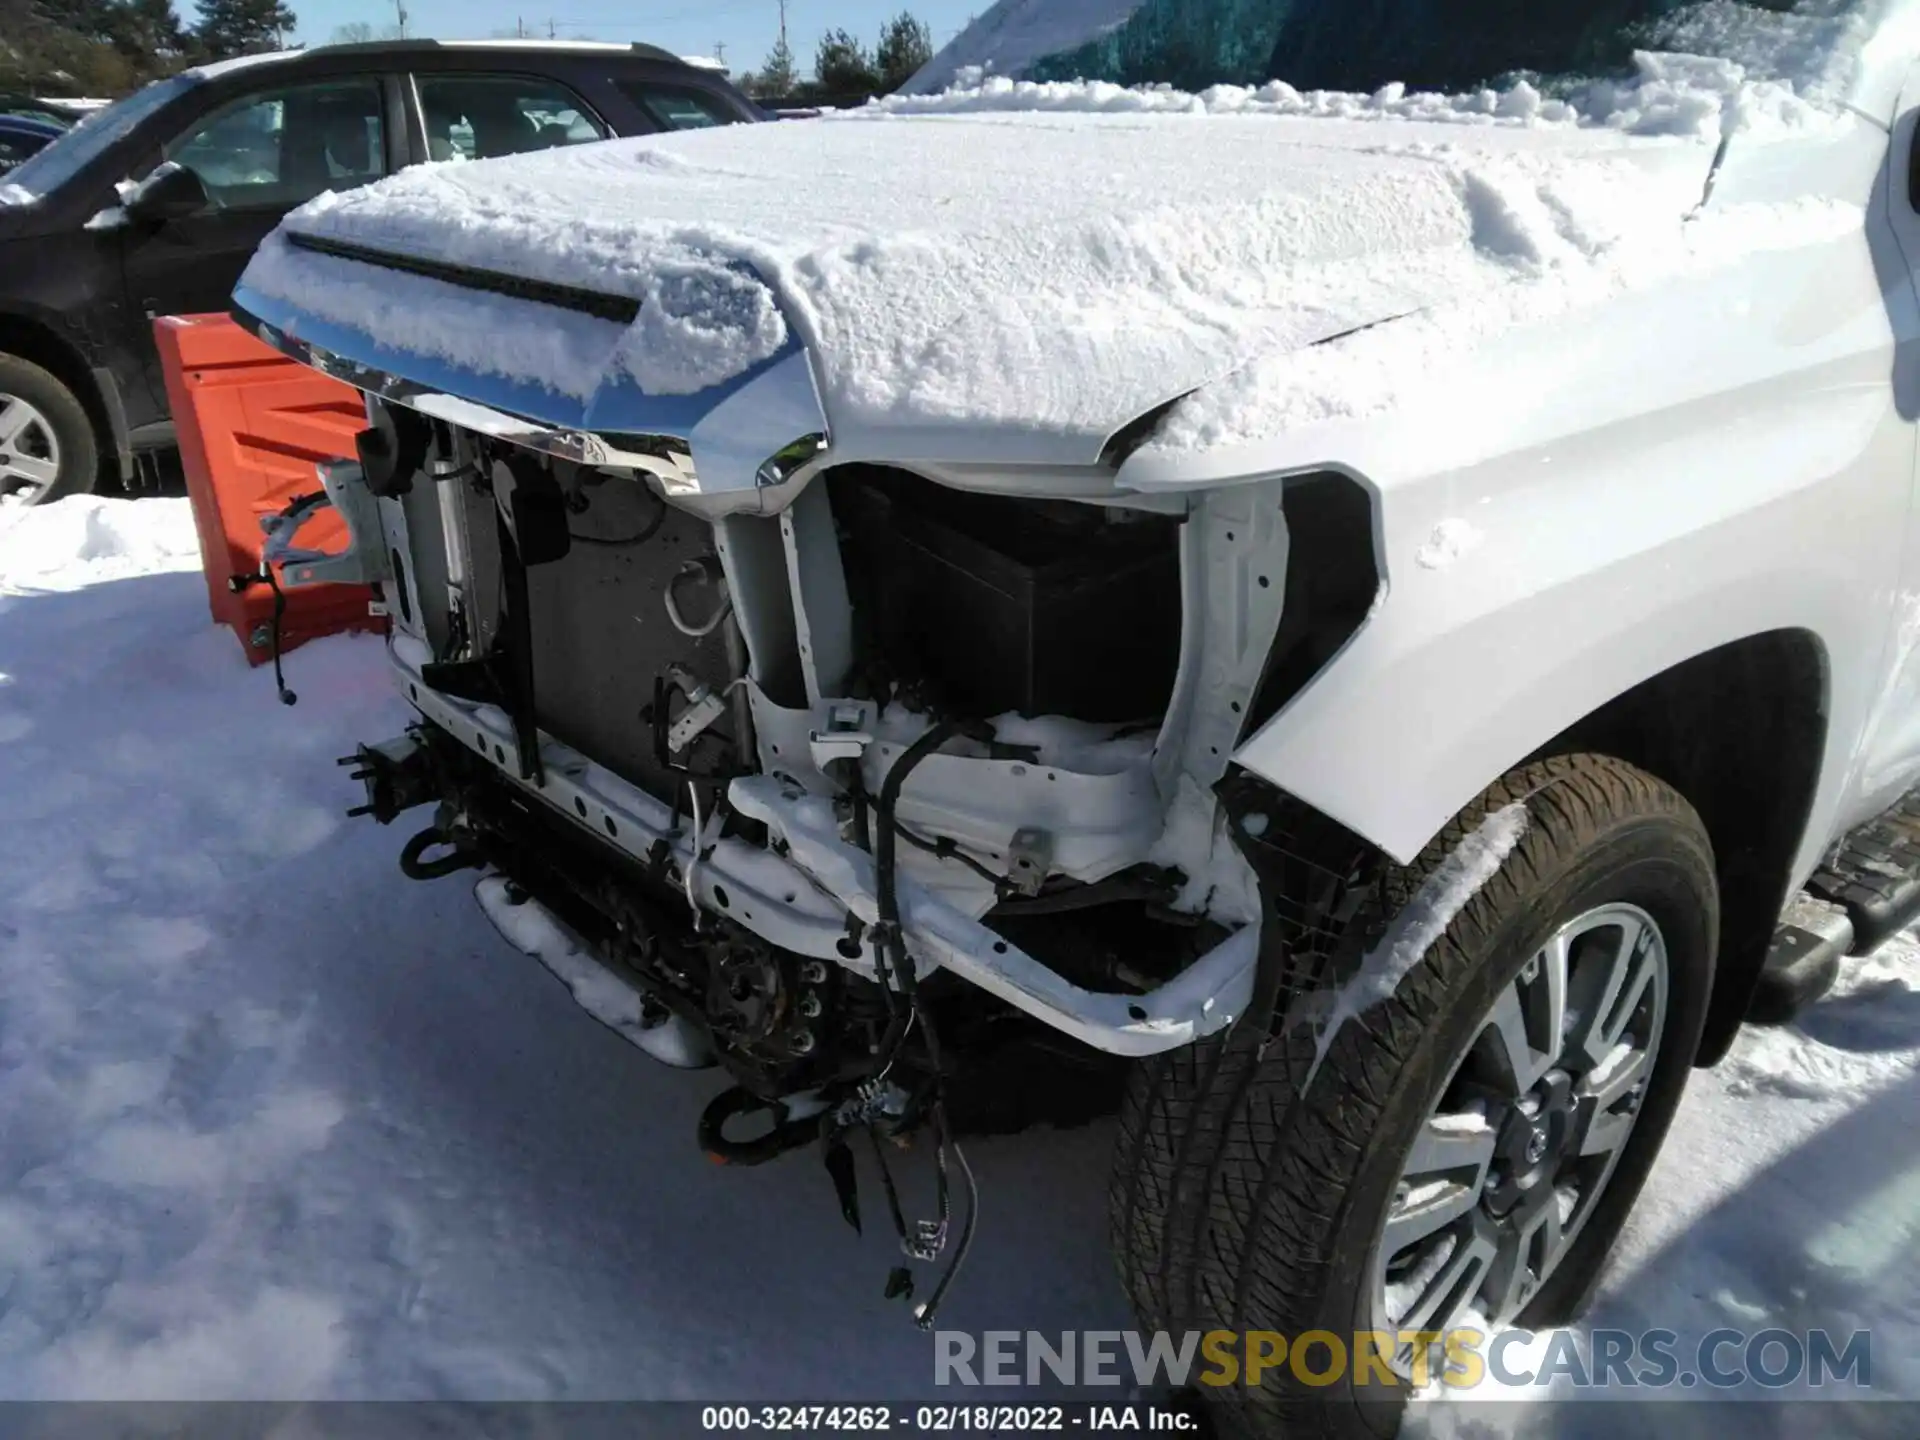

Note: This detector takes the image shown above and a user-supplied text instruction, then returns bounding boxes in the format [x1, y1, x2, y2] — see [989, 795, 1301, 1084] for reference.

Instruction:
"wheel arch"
[1239, 627, 1830, 1068]
[1538, 628, 1828, 1064]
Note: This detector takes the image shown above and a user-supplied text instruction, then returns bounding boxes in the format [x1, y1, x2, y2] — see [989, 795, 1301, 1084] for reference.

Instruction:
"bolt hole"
[836, 936, 862, 959]
[1210, 746, 1220, 756]
[783, 892, 797, 904]
[1047, 771, 1057, 782]
[1231, 701, 1242, 714]
[1226, 531, 1235, 541]
[1258, 575, 1271, 589]
[714, 885, 730, 910]
[494, 745, 505, 763]
[991, 940, 1008, 954]
[604, 816, 618, 837]
[574, 797, 587, 818]
[1128, 1004, 1148, 1022]
[770, 744, 780, 755]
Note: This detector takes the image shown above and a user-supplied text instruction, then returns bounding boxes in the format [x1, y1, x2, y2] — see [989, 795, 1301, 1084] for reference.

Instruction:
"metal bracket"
[260, 460, 394, 589]
[1006, 827, 1054, 898]
[809, 701, 876, 770]
[666, 666, 731, 753]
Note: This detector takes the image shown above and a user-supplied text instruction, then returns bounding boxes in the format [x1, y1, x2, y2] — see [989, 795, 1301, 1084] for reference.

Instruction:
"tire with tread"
[1109, 754, 1718, 1439]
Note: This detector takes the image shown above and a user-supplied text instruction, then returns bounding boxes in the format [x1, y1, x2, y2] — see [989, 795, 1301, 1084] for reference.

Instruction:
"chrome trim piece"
[232, 273, 832, 508]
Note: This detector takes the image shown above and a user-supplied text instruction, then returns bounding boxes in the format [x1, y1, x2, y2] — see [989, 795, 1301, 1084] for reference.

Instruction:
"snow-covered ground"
[0, 497, 1915, 1421]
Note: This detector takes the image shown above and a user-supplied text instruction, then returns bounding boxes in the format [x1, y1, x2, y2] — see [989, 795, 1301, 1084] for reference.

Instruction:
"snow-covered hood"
[237, 107, 1718, 473]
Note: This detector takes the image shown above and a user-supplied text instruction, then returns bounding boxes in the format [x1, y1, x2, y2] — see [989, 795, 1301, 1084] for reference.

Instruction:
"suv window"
[612, 80, 739, 130]
[164, 80, 385, 211]
[416, 75, 608, 162]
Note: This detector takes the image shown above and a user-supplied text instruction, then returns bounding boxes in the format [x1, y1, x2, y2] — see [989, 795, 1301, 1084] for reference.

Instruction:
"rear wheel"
[0, 354, 97, 509]
[1109, 755, 1718, 1439]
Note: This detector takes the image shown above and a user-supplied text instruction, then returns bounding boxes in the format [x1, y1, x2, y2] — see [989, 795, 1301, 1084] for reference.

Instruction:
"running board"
[1750, 787, 1920, 1026]
[1805, 788, 1920, 954]
[1748, 894, 1849, 1027]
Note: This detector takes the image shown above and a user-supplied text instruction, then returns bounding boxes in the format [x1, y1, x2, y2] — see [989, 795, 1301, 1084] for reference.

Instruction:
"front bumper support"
[383, 639, 1258, 1058]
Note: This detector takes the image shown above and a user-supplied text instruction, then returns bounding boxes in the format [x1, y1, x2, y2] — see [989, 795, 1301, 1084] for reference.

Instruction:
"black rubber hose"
[398, 827, 481, 881]
[698, 1087, 820, 1166]
[870, 721, 977, 1068]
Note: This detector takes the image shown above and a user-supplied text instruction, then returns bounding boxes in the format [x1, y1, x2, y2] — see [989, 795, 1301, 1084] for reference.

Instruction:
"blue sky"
[281, 0, 984, 78]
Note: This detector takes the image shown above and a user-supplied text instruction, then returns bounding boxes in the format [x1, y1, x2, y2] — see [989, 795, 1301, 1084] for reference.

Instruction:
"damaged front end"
[233, 256, 1372, 1318]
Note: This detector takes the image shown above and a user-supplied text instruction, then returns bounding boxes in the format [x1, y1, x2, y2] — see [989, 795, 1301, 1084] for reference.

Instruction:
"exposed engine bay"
[273, 393, 1371, 1320]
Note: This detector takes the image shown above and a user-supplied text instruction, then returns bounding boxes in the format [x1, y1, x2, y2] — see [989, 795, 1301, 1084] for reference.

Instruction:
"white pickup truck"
[234, 1, 1920, 1432]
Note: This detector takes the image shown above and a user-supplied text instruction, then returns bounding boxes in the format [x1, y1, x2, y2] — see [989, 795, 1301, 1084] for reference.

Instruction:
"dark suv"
[0, 40, 760, 508]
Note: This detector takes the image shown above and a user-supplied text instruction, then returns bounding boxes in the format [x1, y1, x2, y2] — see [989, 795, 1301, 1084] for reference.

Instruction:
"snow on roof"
[679, 55, 729, 72]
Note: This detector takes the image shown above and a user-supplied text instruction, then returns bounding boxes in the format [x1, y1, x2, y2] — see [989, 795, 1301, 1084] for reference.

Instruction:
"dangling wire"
[665, 560, 733, 638]
[682, 781, 707, 929]
[568, 480, 668, 547]
[914, 1115, 980, 1331]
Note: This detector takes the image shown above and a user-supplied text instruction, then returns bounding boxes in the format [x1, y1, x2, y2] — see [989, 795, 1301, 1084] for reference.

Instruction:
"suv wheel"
[1110, 755, 1718, 1439]
[0, 354, 97, 508]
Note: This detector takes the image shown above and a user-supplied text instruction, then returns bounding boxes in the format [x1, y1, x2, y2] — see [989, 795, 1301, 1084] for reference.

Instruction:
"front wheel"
[1112, 755, 1718, 1439]
[0, 354, 98, 509]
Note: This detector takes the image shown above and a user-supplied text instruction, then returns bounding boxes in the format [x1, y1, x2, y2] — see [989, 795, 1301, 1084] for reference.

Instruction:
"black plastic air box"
[830, 469, 1182, 723]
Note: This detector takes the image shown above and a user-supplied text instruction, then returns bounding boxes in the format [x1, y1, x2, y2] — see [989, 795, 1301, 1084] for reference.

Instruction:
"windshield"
[0, 75, 198, 203]
[1024, 0, 1807, 95]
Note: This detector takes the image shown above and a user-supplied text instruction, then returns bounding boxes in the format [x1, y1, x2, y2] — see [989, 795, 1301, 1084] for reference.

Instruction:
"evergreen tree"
[812, 27, 876, 96]
[194, 0, 294, 59]
[874, 11, 931, 92]
[750, 32, 796, 97]
[107, 0, 189, 64]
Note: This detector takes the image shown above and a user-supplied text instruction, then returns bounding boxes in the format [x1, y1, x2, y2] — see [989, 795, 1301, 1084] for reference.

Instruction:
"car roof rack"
[303, 37, 688, 65]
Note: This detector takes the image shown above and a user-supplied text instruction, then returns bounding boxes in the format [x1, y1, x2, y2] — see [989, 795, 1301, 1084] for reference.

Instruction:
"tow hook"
[399, 825, 483, 882]
[698, 1087, 822, 1166]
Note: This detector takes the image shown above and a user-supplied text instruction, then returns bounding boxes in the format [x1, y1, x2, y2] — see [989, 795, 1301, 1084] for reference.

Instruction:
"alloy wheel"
[0, 392, 63, 507]
[1371, 902, 1670, 1375]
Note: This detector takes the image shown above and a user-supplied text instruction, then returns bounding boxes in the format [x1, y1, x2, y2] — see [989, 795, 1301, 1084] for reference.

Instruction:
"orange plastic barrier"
[156, 313, 387, 665]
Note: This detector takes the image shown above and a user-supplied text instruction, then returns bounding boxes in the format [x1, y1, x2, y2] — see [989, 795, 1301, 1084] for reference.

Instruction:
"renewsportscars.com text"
[934, 1328, 1872, 1392]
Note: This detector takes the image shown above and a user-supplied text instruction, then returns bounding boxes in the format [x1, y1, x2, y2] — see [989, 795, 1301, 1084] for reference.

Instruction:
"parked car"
[0, 40, 758, 509]
[228, 0, 1919, 1434]
[0, 115, 62, 175]
[0, 102, 73, 129]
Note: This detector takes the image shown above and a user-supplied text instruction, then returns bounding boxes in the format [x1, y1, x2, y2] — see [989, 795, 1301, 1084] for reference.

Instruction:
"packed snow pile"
[0, 494, 202, 591]
[879, 49, 1830, 139]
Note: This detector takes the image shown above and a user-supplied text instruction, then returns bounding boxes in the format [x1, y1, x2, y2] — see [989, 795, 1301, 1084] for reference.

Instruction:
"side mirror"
[125, 161, 209, 224]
